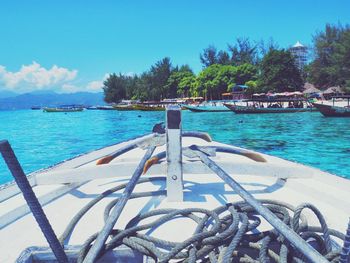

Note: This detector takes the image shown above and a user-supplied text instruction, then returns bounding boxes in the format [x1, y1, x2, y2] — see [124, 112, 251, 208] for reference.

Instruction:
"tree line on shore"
[103, 23, 350, 103]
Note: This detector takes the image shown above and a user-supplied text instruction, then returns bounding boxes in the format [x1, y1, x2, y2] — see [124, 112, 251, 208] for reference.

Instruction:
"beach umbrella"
[279, 92, 288, 96]
[303, 82, 316, 90]
[266, 92, 276, 97]
[323, 86, 344, 94]
[303, 86, 321, 94]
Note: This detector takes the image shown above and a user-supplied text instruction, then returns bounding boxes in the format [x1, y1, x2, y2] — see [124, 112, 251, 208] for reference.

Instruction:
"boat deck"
[0, 136, 349, 262]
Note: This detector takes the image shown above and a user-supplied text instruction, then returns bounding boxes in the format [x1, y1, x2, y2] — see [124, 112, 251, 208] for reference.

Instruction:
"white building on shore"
[289, 41, 308, 70]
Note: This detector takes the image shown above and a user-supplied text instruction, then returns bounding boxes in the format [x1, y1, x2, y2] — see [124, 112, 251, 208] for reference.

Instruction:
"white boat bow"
[0, 106, 349, 262]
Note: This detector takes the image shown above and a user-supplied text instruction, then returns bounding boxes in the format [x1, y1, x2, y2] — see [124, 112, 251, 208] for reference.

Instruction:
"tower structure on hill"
[289, 41, 308, 70]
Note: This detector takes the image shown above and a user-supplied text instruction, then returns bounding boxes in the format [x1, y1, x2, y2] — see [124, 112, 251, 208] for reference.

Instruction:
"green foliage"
[309, 23, 350, 88]
[148, 57, 173, 100]
[200, 38, 260, 68]
[196, 64, 220, 99]
[199, 46, 218, 67]
[178, 75, 197, 97]
[217, 51, 231, 65]
[103, 57, 175, 102]
[132, 72, 151, 101]
[196, 64, 253, 99]
[258, 38, 280, 57]
[244, 80, 264, 95]
[228, 37, 259, 65]
[245, 80, 258, 88]
[103, 58, 198, 102]
[216, 65, 237, 92]
[105, 25, 350, 103]
[235, 63, 258, 84]
[165, 65, 194, 98]
[103, 61, 259, 103]
[103, 73, 128, 103]
[260, 49, 303, 92]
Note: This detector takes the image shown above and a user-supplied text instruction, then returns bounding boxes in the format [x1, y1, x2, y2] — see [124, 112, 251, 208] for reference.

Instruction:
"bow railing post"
[0, 140, 68, 263]
[166, 105, 183, 202]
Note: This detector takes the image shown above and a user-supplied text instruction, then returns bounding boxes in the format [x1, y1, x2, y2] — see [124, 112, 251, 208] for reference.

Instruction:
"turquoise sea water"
[0, 109, 349, 184]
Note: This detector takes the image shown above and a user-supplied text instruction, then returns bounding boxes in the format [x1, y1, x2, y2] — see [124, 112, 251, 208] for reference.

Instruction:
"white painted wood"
[35, 162, 142, 184]
[0, 182, 84, 229]
[0, 134, 153, 202]
[166, 129, 183, 202]
[0, 176, 36, 202]
[33, 161, 313, 185]
[0, 136, 349, 262]
[166, 106, 183, 202]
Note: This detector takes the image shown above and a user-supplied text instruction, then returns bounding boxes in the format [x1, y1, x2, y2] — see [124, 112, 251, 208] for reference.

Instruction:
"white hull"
[1, 135, 350, 262]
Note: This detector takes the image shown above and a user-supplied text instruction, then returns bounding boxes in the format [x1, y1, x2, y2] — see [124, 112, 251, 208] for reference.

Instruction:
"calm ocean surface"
[0, 109, 349, 184]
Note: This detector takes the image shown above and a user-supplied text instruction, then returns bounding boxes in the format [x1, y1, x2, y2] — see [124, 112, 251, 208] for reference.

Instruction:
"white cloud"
[86, 80, 104, 91]
[86, 73, 109, 92]
[0, 62, 78, 93]
[0, 65, 6, 74]
[0, 62, 112, 94]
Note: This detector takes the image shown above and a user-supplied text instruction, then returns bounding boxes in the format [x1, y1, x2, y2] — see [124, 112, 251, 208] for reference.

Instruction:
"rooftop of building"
[291, 41, 306, 48]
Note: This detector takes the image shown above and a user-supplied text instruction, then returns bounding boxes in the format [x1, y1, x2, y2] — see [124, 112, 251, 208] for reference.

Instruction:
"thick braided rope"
[292, 203, 332, 253]
[57, 177, 344, 263]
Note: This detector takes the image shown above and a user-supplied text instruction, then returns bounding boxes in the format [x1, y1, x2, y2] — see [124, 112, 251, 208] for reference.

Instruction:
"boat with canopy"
[224, 98, 315, 114]
[182, 101, 232, 112]
[43, 105, 84, 112]
[312, 95, 350, 117]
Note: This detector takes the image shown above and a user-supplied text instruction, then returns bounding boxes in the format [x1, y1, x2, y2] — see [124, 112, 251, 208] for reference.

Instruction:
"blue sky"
[0, 0, 349, 93]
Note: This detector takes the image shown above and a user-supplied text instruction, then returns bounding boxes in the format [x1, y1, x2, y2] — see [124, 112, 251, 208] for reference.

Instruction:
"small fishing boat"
[224, 99, 315, 114]
[96, 106, 116, 110]
[0, 107, 349, 263]
[138, 105, 166, 111]
[312, 96, 350, 117]
[30, 106, 41, 110]
[43, 105, 84, 112]
[113, 104, 142, 111]
[182, 101, 231, 112]
[137, 100, 188, 111]
[86, 106, 99, 110]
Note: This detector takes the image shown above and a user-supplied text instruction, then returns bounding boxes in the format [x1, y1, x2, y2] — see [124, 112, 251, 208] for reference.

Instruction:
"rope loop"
[56, 177, 343, 262]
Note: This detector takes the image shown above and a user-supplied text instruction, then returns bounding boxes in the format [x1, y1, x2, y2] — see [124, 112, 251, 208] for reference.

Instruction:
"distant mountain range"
[0, 90, 18, 98]
[0, 90, 106, 109]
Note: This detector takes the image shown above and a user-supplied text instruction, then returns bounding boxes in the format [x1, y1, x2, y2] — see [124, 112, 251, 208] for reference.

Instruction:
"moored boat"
[182, 101, 232, 112]
[86, 106, 99, 110]
[113, 104, 142, 111]
[30, 106, 41, 110]
[43, 106, 84, 112]
[96, 105, 116, 110]
[0, 107, 349, 262]
[138, 105, 165, 111]
[224, 99, 315, 114]
[312, 96, 350, 117]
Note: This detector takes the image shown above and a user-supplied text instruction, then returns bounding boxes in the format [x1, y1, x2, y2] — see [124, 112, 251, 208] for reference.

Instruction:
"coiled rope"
[58, 177, 345, 262]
